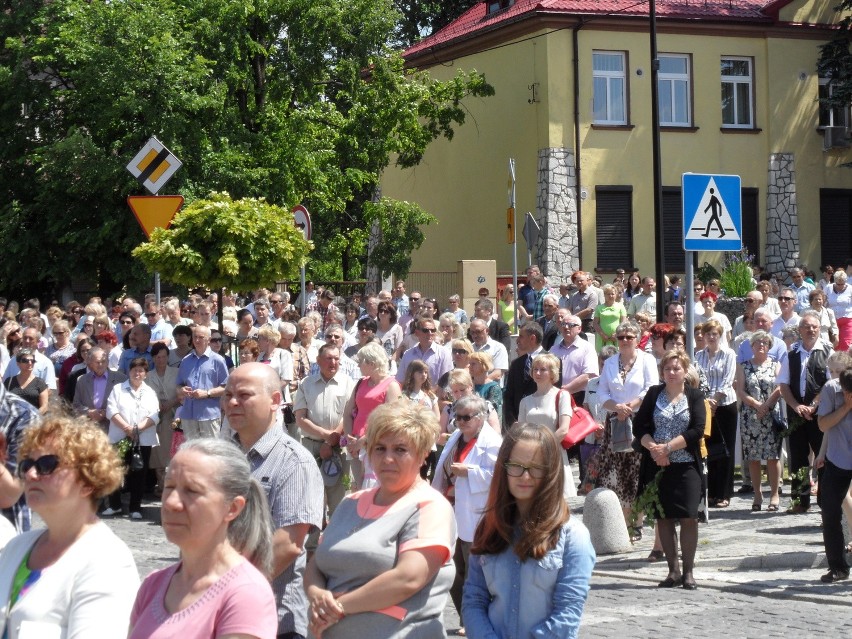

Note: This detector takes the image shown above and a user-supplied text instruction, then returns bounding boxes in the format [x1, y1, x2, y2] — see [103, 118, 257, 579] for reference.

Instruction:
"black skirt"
[654, 462, 701, 520]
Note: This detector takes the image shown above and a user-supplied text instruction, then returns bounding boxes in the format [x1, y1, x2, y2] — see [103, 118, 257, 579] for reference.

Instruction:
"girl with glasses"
[463, 423, 594, 639]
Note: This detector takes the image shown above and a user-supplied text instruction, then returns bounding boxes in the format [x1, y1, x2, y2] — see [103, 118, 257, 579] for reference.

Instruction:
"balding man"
[224, 364, 323, 639]
[472, 298, 510, 352]
[737, 309, 789, 365]
[665, 302, 685, 331]
[733, 290, 763, 338]
[73, 347, 126, 431]
[568, 272, 598, 333]
[549, 312, 598, 406]
[175, 325, 229, 439]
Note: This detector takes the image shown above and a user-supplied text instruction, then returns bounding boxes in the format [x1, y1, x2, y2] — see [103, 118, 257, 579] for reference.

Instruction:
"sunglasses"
[17, 358, 34, 364]
[420, 328, 437, 333]
[504, 462, 547, 479]
[452, 348, 469, 355]
[210, 337, 223, 343]
[778, 296, 795, 301]
[18, 454, 61, 478]
[455, 413, 481, 422]
[616, 335, 636, 341]
[144, 313, 158, 318]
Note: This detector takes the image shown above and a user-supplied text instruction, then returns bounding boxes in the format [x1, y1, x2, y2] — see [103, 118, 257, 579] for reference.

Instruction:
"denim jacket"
[462, 518, 595, 639]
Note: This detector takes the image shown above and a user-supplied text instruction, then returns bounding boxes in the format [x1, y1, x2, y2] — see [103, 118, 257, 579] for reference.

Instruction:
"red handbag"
[560, 392, 600, 449]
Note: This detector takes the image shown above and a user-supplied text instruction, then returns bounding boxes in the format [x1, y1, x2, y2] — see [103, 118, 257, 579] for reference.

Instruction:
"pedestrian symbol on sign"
[685, 177, 740, 243]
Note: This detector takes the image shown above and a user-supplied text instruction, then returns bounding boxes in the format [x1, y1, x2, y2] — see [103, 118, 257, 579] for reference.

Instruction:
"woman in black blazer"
[633, 350, 706, 591]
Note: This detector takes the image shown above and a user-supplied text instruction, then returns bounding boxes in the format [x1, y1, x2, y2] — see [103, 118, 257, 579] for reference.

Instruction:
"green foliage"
[0, 0, 494, 295]
[632, 468, 665, 527]
[719, 247, 756, 298]
[364, 197, 436, 280]
[132, 192, 311, 290]
[695, 262, 721, 284]
[817, 1, 852, 166]
[392, 1, 478, 47]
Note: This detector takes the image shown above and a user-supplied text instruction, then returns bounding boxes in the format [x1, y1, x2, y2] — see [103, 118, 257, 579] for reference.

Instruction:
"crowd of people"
[0, 258, 849, 637]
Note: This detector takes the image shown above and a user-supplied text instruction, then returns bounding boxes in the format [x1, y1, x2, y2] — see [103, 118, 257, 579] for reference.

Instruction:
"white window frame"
[593, 51, 628, 125]
[818, 77, 850, 128]
[658, 53, 691, 127]
[721, 56, 754, 128]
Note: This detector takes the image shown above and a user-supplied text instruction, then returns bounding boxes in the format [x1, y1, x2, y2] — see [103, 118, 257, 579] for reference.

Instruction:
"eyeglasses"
[379, 309, 390, 314]
[504, 462, 547, 479]
[778, 296, 795, 301]
[271, 300, 283, 304]
[209, 337, 223, 343]
[616, 335, 636, 341]
[17, 358, 34, 364]
[561, 322, 580, 328]
[455, 413, 481, 422]
[420, 327, 437, 333]
[84, 323, 93, 328]
[452, 348, 469, 356]
[144, 312, 158, 318]
[53, 331, 68, 335]
[18, 454, 61, 478]
[745, 299, 757, 303]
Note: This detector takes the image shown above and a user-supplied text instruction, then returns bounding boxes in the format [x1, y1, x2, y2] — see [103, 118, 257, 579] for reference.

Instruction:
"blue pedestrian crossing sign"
[682, 173, 742, 251]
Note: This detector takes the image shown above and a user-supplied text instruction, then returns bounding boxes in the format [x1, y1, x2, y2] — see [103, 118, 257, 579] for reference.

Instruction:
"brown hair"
[471, 423, 569, 560]
[20, 415, 123, 505]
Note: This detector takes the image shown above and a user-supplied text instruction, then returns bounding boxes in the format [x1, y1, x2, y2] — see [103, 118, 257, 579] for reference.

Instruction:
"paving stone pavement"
[82, 483, 852, 637]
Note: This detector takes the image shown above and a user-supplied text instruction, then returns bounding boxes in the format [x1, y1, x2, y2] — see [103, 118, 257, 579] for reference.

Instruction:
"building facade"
[381, 0, 852, 282]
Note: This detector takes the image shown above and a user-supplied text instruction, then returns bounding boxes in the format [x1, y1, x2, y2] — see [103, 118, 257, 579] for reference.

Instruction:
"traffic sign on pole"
[291, 205, 312, 241]
[682, 173, 742, 252]
[126, 137, 183, 195]
[127, 195, 184, 239]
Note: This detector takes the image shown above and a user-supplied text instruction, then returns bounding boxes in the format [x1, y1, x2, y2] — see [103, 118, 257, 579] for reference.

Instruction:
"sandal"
[751, 502, 762, 511]
[845, 542, 852, 554]
[647, 549, 665, 562]
[767, 503, 779, 512]
[714, 499, 730, 508]
[630, 526, 643, 543]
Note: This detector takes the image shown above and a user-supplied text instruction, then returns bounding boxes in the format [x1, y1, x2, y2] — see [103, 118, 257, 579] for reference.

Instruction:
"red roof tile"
[405, 0, 778, 59]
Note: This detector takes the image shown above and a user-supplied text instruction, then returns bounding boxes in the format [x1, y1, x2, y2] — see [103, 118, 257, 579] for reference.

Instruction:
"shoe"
[845, 542, 852, 554]
[787, 504, 810, 514]
[658, 575, 682, 588]
[712, 499, 730, 508]
[820, 569, 849, 583]
[751, 502, 762, 511]
[130, 512, 143, 520]
[647, 550, 665, 563]
[682, 577, 698, 590]
[767, 503, 779, 512]
[630, 526, 643, 543]
[101, 507, 121, 516]
[736, 485, 754, 495]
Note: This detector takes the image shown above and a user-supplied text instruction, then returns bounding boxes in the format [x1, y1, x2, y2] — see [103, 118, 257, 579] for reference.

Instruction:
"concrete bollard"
[582, 487, 632, 555]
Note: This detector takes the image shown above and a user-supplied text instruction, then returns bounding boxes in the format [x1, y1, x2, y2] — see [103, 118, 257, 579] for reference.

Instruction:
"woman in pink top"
[343, 342, 402, 489]
[128, 439, 278, 639]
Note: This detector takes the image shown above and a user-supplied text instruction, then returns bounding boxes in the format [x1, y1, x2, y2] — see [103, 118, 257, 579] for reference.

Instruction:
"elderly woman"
[811, 288, 839, 348]
[518, 353, 576, 498]
[3, 349, 48, 414]
[693, 292, 732, 349]
[438, 312, 465, 347]
[463, 423, 595, 639]
[306, 403, 456, 638]
[344, 342, 402, 489]
[104, 356, 160, 519]
[634, 350, 707, 590]
[257, 325, 293, 389]
[432, 395, 501, 633]
[695, 319, 738, 509]
[440, 369, 501, 444]
[595, 320, 659, 538]
[446, 294, 470, 326]
[469, 351, 503, 427]
[297, 316, 323, 364]
[756, 280, 782, 318]
[146, 343, 180, 495]
[647, 323, 675, 362]
[0, 416, 139, 636]
[734, 330, 783, 511]
[238, 338, 260, 364]
[826, 270, 852, 351]
[129, 439, 278, 638]
[593, 284, 627, 351]
[45, 319, 74, 376]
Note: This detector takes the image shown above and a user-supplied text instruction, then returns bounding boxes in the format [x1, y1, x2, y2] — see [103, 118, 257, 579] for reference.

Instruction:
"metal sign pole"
[509, 159, 518, 332]
[155, 272, 161, 306]
[685, 253, 694, 356]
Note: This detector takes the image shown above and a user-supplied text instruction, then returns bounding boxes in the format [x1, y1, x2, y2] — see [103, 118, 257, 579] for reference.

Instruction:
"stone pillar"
[765, 153, 800, 275]
[536, 148, 580, 281]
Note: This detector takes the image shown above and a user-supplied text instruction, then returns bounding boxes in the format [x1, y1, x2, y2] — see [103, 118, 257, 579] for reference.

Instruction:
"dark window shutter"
[820, 189, 852, 268]
[741, 188, 759, 264]
[662, 188, 685, 272]
[596, 187, 633, 270]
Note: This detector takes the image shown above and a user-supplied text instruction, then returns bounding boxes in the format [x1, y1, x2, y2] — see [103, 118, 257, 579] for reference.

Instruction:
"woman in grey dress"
[734, 331, 782, 511]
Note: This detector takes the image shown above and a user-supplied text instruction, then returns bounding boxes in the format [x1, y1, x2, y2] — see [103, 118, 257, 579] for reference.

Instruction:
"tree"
[392, 1, 479, 48]
[132, 192, 311, 290]
[817, 0, 852, 163]
[364, 198, 436, 280]
[0, 0, 493, 298]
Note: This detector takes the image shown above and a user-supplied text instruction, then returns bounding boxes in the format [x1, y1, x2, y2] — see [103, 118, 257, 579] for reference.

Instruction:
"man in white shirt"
[628, 277, 657, 317]
[771, 288, 800, 339]
[469, 318, 509, 387]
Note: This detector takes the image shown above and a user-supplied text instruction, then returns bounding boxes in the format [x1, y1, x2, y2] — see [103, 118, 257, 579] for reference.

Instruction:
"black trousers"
[109, 445, 152, 512]
[788, 414, 823, 509]
[707, 402, 738, 501]
[821, 460, 852, 573]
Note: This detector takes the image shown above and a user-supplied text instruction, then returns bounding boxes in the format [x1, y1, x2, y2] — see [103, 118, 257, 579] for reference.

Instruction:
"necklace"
[618, 354, 636, 381]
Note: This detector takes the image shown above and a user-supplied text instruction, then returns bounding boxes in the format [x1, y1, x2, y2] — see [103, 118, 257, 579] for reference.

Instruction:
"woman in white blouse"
[104, 356, 160, 519]
[694, 319, 738, 508]
[826, 270, 852, 351]
[595, 320, 659, 538]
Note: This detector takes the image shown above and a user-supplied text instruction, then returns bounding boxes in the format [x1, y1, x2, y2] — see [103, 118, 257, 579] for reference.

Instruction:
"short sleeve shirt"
[818, 379, 852, 470]
[314, 481, 456, 639]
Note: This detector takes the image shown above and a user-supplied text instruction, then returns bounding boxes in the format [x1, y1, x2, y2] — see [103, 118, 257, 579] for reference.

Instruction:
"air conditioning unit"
[823, 126, 851, 151]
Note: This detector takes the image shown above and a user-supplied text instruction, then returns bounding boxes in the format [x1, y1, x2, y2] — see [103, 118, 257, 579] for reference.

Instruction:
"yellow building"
[381, 0, 852, 283]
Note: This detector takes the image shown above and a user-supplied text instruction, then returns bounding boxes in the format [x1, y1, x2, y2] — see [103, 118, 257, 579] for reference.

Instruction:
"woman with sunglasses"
[463, 423, 595, 639]
[595, 320, 659, 539]
[3, 349, 48, 414]
[432, 395, 501, 635]
[0, 415, 139, 637]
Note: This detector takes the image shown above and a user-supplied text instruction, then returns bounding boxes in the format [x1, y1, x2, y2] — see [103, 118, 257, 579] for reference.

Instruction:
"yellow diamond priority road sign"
[126, 136, 182, 195]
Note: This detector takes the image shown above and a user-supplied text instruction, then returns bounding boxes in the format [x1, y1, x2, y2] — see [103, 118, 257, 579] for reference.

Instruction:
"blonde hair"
[468, 351, 494, 372]
[354, 341, 390, 376]
[532, 352, 561, 385]
[366, 403, 439, 461]
[448, 368, 474, 390]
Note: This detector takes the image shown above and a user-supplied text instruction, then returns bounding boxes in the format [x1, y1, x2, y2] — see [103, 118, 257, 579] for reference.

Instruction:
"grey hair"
[599, 345, 618, 360]
[835, 270, 848, 283]
[781, 326, 800, 341]
[278, 321, 297, 337]
[542, 293, 559, 305]
[354, 341, 389, 375]
[826, 350, 852, 372]
[799, 310, 820, 325]
[454, 394, 486, 416]
[753, 308, 773, 321]
[749, 330, 773, 347]
[615, 320, 641, 337]
[177, 438, 273, 577]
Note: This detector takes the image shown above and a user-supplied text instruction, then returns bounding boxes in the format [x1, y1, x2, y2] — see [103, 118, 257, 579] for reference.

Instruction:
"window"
[818, 78, 850, 128]
[820, 189, 852, 268]
[595, 187, 633, 270]
[721, 57, 753, 128]
[658, 54, 691, 126]
[487, 0, 514, 14]
[741, 188, 760, 264]
[593, 52, 627, 125]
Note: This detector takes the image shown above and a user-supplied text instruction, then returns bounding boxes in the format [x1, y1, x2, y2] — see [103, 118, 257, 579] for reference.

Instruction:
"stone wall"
[764, 153, 799, 275]
[536, 148, 580, 281]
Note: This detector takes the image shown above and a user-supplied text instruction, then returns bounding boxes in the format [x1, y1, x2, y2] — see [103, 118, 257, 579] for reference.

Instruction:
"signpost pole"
[155, 272, 161, 306]
[685, 252, 694, 355]
[508, 158, 518, 333]
[300, 264, 306, 317]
